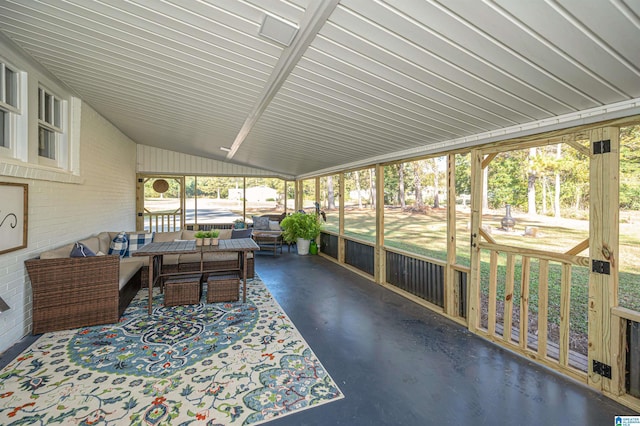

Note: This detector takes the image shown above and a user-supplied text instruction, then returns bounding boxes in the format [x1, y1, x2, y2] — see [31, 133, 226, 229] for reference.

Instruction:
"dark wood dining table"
[133, 238, 259, 314]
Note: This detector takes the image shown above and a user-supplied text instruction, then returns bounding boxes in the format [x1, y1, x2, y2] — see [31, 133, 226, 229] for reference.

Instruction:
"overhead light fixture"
[0, 297, 10, 313]
[259, 13, 299, 47]
[220, 147, 231, 152]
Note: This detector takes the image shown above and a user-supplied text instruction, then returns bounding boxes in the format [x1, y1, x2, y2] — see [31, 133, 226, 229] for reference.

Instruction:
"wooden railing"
[144, 210, 181, 233]
[476, 241, 590, 380]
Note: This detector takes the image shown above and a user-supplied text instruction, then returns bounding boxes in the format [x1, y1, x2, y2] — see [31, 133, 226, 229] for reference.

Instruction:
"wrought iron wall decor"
[0, 182, 28, 255]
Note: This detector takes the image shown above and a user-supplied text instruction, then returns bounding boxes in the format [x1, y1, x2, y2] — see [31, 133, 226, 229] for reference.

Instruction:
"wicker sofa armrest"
[25, 255, 121, 334]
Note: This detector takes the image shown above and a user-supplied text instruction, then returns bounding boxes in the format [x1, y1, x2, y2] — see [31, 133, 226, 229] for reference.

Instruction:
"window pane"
[319, 174, 340, 232]
[143, 178, 181, 232]
[38, 88, 43, 120]
[286, 181, 295, 211]
[301, 179, 316, 212]
[5, 67, 17, 107]
[343, 168, 376, 241]
[194, 177, 245, 225]
[54, 98, 61, 127]
[44, 92, 52, 124]
[618, 124, 640, 313]
[455, 153, 471, 267]
[383, 158, 448, 262]
[0, 110, 7, 148]
[485, 143, 589, 254]
[244, 177, 286, 220]
[38, 126, 55, 159]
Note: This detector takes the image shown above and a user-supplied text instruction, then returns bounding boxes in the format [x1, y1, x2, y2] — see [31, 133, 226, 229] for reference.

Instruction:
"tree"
[413, 161, 423, 208]
[368, 168, 375, 209]
[399, 163, 406, 208]
[355, 170, 362, 208]
[620, 125, 640, 209]
[454, 154, 471, 196]
[429, 158, 440, 208]
[487, 151, 528, 210]
[327, 175, 336, 209]
[554, 144, 561, 218]
[528, 147, 537, 215]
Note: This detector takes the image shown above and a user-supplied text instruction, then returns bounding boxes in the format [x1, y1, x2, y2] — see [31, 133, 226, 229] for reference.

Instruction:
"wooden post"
[588, 126, 619, 392]
[468, 149, 484, 332]
[375, 164, 385, 284]
[136, 175, 145, 231]
[445, 154, 457, 317]
[179, 176, 185, 232]
[295, 179, 303, 211]
[338, 172, 345, 264]
[242, 177, 247, 222]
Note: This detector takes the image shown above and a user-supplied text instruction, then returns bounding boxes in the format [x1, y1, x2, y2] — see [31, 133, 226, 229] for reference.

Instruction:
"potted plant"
[209, 230, 220, 246]
[202, 231, 212, 246]
[194, 231, 206, 246]
[280, 212, 322, 255]
[234, 218, 246, 229]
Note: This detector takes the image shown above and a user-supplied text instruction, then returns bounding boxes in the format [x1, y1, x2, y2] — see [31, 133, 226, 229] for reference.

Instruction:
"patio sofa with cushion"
[25, 229, 254, 334]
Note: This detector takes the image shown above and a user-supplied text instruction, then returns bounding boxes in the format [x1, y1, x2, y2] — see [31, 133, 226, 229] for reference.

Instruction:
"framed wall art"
[0, 182, 28, 255]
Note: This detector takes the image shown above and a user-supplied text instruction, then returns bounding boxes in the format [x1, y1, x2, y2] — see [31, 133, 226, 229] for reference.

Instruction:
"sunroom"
[1, 1, 640, 423]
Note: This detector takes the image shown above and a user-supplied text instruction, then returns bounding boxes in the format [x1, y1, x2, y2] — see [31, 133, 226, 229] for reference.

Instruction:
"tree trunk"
[413, 162, 423, 208]
[399, 163, 406, 208]
[355, 170, 362, 209]
[432, 158, 440, 208]
[368, 168, 375, 209]
[541, 177, 547, 215]
[327, 176, 335, 209]
[528, 147, 537, 215]
[555, 144, 561, 218]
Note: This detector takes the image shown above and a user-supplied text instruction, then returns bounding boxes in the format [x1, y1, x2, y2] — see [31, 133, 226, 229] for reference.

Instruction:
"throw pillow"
[70, 242, 96, 258]
[231, 228, 253, 239]
[252, 216, 270, 230]
[108, 232, 129, 258]
[125, 232, 154, 257]
[268, 220, 281, 231]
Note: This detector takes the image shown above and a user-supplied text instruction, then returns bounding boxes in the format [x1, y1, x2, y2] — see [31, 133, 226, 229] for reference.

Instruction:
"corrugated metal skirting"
[320, 232, 339, 259]
[345, 240, 375, 276]
[386, 251, 444, 308]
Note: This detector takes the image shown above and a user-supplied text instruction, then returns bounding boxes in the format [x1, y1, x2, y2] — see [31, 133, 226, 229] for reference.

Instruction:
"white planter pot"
[296, 238, 310, 255]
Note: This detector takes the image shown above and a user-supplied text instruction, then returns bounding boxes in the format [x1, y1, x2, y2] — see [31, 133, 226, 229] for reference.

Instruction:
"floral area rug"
[0, 276, 343, 425]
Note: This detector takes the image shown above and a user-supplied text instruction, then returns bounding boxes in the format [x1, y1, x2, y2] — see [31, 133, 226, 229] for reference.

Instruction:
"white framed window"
[38, 86, 67, 168]
[0, 60, 21, 157]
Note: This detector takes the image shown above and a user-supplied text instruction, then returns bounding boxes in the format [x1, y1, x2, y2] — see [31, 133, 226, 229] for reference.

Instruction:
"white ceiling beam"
[226, 0, 339, 159]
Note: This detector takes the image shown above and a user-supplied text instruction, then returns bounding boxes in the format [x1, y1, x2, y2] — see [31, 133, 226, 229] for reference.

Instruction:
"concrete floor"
[254, 251, 636, 425]
[1, 250, 637, 425]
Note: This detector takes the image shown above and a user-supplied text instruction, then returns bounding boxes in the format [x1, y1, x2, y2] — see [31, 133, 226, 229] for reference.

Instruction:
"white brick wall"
[0, 103, 137, 353]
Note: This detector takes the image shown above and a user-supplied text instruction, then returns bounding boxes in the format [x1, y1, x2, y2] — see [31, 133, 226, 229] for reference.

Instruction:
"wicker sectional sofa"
[25, 229, 254, 334]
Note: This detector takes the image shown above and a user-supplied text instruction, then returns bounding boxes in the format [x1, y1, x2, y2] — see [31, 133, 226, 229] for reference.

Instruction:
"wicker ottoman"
[207, 273, 240, 303]
[164, 274, 202, 307]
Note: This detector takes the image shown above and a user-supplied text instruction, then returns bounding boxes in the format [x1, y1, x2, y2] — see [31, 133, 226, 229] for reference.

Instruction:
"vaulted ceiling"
[1, 0, 639, 178]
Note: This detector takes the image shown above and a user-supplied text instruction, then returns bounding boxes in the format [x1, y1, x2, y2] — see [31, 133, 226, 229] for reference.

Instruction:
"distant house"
[246, 186, 278, 202]
[229, 186, 278, 202]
